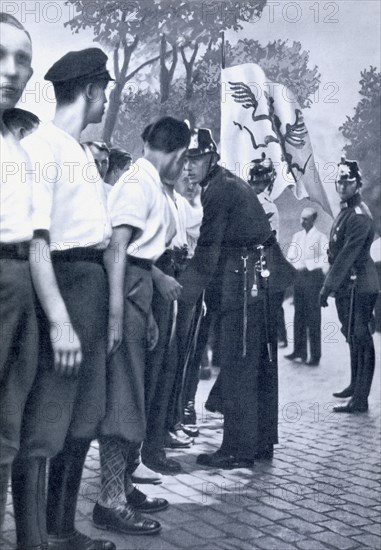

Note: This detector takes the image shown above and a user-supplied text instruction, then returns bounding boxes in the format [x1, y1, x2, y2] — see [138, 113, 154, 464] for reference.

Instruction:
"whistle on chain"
[250, 245, 270, 297]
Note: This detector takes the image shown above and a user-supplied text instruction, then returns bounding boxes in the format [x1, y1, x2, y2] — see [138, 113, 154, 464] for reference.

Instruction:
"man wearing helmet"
[320, 158, 379, 413]
[247, 152, 279, 235]
[178, 128, 295, 468]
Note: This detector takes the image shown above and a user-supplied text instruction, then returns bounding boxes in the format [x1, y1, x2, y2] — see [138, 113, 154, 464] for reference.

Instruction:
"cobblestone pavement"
[2, 299, 380, 550]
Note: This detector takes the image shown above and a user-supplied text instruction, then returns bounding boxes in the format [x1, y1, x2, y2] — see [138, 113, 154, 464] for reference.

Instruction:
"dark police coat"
[323, 193, 379, 297]
[179, 165, 295, 310]
[178, 165, 296, 458]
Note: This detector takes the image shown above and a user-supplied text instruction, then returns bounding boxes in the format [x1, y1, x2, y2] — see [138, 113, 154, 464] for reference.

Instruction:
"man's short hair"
[142, 117, 191, 153]
[108, 147, 132, 172]
[53, 76, 109, 106]
[0, 12, 32, 41]
[3, 108, 39, 133]
[84, 140, 110, 154]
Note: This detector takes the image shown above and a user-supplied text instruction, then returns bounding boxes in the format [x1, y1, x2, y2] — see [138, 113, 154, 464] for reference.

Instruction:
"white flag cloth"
[220, 63, 333, 217]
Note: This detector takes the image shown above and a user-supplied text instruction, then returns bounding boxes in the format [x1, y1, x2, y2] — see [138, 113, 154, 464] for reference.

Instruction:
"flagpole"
[221, 31, 225, 69]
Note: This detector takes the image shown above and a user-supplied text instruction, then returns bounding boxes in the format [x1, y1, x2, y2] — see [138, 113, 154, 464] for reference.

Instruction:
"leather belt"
[0, 241, 30, 261]
[51, 247, 104, 264]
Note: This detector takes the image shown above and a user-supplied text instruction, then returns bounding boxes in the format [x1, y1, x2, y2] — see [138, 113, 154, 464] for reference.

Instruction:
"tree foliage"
[64, 0, 266, 140]
[340, 66, 381, 232]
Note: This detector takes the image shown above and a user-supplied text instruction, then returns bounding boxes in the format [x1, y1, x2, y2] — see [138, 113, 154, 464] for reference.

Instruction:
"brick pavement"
[1, 299, 380, 550]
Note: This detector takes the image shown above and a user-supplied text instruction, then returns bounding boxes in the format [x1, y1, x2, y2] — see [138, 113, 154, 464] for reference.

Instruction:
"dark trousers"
[0, 259, 38, 464]
[336, 292, 378, 404]
[143, 257, 178, 456]
[293, 269, 324, 361]
[18, 259, 108, 458]
[220, 292, 282, 460]
[11, 256, 108, 547]
[100, 263, 153, 442]
[0, 258, 38, 529]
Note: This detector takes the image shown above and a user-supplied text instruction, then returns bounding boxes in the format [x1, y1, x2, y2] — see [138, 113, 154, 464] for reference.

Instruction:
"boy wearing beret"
[11, 48, 115, 550]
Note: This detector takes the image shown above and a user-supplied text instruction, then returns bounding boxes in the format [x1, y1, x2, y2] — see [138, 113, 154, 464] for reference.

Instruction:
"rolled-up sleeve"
[108, 173, 150, 235]
[22, 136, 55, 232]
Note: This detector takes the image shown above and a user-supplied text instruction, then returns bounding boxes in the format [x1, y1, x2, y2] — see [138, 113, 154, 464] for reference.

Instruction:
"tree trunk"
[160, 34, 178, 103]
[181, 43, 199, 100]
[102, 83, 124, 143]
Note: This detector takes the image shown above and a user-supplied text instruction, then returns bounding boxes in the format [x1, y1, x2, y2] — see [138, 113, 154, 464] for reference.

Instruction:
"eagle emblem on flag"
[220, 63, 333, 216]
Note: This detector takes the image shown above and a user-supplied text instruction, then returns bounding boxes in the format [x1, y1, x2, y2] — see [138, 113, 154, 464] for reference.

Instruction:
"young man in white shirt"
[94, 117, 190, 536]
[141, 170, 203, 475]
[12, 48, 115, 550]
[0, 12, 36, 532]
[285, 207, 329, 366]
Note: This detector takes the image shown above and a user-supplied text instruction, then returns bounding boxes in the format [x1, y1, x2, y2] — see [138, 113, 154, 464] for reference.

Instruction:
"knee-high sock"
[98, 438, 127, 507]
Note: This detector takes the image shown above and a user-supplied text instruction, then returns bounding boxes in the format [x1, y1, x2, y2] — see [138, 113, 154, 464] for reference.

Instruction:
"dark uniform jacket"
[178, 165, 296, 312]
[323, 193, 379, 296]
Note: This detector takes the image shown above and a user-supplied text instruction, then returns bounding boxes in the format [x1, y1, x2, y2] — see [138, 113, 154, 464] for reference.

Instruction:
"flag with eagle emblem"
[220, 63, 333, 217]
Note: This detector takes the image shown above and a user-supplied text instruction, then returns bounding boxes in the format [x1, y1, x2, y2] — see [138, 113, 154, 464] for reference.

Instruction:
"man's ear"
[84, 82, 94, 101]
[84, 82, 103, 102]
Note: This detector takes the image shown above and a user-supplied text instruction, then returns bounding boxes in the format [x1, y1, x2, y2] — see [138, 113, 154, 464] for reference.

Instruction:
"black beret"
[45, 48, 114, 83]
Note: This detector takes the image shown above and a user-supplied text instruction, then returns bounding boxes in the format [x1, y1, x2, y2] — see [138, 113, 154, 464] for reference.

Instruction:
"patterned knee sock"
[98, 438, 127, 508]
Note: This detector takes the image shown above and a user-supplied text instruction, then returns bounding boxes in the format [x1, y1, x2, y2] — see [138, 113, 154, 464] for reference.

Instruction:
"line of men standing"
[0, 13, 194, 549]
[1, 11, 379, 550]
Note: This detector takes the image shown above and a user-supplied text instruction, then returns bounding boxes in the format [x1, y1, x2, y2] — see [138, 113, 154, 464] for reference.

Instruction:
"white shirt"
[257, 189, 280, 235]
[287, 225, 329, 273]
[167, 190, 203, 257]
[108, 158, 176, 262]
[370, 237, 381, 263]
[22, 122, 111, 250]
[0, 130, 33, 243]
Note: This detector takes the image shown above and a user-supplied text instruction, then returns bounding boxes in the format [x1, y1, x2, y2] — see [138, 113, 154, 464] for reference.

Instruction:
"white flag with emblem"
[220, 63, 333, 217]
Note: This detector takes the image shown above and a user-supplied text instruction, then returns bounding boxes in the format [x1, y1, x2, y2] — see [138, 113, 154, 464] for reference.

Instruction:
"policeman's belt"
[51, 247, 104, 265]
[127, 255, 153, 271]
[0, 241, 30, 261]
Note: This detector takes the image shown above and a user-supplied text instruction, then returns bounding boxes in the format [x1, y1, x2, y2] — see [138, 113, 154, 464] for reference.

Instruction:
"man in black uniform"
[178, 129, 295, 468]
[320, 158, 379, 413]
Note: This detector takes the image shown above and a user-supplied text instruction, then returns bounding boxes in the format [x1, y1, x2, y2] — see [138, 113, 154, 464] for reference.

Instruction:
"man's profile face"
[87, 81, 108, 125]
[164, 147, 187, 181]
[0, 23, 33, 111]
[185, 155, 213, 186]
[89, 145, 109, 179]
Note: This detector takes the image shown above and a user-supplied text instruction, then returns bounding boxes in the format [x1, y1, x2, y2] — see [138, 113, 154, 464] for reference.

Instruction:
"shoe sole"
[93, 521, 161, 536]
[131, 477, 163, 485]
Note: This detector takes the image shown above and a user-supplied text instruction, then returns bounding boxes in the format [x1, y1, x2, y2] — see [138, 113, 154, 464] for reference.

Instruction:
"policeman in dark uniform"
[320, 158, 379, 413]
[178, 129, 295, 468]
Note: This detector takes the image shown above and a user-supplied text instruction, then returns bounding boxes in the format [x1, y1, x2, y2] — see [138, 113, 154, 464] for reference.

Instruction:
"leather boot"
[333, 341, 358, 398]
[47, 439, 116, 550]
[12, 456, 48, 550]
[0, 464, 10, 531]
[47, 439, 90, 537]
[352, 339, 375, 406]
